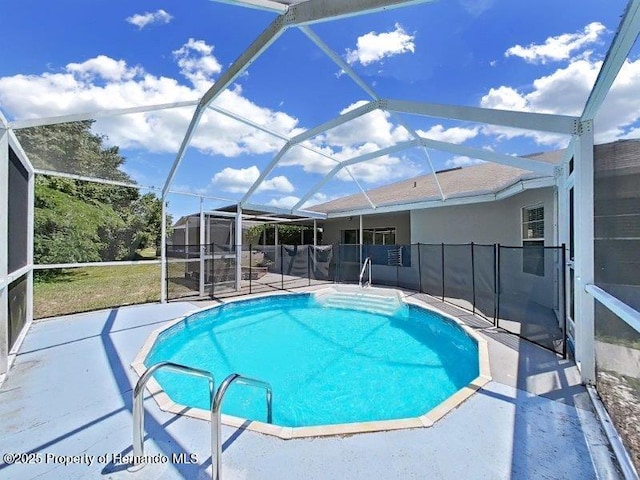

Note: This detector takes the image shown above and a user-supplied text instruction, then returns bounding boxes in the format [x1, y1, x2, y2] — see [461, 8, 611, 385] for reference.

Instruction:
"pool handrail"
[131, 361, 215, 472]
[212, 373, 273, 480]
[359, 257, 372, 288]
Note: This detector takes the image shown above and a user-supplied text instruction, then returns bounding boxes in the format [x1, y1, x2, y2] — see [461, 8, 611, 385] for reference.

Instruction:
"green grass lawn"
[34, 263, 161, 319]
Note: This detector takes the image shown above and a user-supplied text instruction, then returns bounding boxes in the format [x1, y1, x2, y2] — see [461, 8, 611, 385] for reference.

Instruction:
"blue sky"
[0, 0, 636, 218]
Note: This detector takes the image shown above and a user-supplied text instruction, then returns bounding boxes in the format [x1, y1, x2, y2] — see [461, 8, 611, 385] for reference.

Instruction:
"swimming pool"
[134, 288, 490, 437]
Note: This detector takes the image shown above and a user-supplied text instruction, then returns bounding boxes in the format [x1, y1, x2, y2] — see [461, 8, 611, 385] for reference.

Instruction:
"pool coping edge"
[131, 286, 492, 439]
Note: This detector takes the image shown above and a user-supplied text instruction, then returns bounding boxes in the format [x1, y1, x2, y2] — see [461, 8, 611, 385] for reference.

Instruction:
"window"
[522, 205, 545, 276]
[341, 227, 396, 245]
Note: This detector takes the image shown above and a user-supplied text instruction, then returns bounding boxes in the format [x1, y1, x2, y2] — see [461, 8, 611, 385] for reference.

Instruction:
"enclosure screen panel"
[8, 147, 29, 274]
[8, 274, 28, 351]
[594, 140, 640, 310]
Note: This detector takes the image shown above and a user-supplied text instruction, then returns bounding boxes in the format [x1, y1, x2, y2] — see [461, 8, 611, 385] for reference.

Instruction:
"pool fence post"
[307, 245, 311, 286]
[441, 243, 445, 302]
[249, 244, 252, 294]
[199, 197, 205, 297]
[211, 243, 215, 299]
[160, 199, 167, 303]
[496, 244, 501, 328]
[313, 219, 317, 268]
[235, 205, 242, 292]
[396, 245, 400, 288]
[417, 243, 422, 293]
[561, 244, 568, 359]
[471, 242, 476, 315]
[281, 244, 284, 290]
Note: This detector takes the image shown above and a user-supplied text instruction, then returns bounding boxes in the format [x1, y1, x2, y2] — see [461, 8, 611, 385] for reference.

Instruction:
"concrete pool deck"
[0, 288, 624, 479]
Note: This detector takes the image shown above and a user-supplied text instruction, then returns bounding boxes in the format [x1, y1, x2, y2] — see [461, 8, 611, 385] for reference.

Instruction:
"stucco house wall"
[409, 187, 556, 246]
[410, 187, 559, 311]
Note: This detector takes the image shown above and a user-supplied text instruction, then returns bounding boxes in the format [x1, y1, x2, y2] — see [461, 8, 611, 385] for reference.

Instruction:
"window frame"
[521, 203, 545, 277]
[340, 226, 397, 245]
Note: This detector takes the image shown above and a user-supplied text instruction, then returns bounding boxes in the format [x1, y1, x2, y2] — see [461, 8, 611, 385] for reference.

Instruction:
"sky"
[0, 0, 637, 218]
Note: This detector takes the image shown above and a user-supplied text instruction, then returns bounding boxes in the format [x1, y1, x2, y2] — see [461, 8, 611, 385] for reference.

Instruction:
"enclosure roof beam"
[292, 139, 420, 210]
[561, 137, 576, 170]
[8, 130, 34, 176]
[582, 0, 640, 121]
[384, 99, 580, 135]
[210, 0, 288, 13]
[298, 25, 378, 99]
[33, 168, 235, 203]
[294, 134, 555, 212]
[299, 25, 444, 200]
[165, 0, 435, 199]
[239, 100, 379, 206]
[9, 100, 199, 130]
[419, 137, 556, 175]
[208, 104, 290, 141]
[207, 103, 375, 209]
[291, 100, 380, 143]
[163, 15, 287, 197]
[288, 0, 435, 26]
[213, 104, 365, 206]
[243, 201, 326, 219]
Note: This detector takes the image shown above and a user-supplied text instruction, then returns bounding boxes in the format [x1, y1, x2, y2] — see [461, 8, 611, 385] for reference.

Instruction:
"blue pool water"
[145, 294, 479, 427]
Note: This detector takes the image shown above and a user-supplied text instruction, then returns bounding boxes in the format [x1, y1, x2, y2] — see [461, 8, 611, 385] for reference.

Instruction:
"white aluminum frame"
[0, 0, 638, 394]
[0, 112, 35, 378]
[565, 0, 640, 384]
[0, 113, 9, 375]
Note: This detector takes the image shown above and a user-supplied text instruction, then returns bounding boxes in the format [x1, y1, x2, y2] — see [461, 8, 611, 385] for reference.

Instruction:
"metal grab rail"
[131, 362, 215, 472]
[212, 373, 273, 480]
[359, 256, 371, 288]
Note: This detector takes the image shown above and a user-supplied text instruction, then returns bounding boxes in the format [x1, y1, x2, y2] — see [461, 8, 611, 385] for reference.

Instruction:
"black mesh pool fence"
[165, 242, 567, 356]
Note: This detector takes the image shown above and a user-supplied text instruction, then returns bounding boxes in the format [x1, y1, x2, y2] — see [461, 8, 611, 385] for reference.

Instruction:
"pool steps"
[314, 287, 403, 316]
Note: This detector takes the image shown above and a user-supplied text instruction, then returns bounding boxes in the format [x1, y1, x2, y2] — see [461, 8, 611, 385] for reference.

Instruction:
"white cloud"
[126, 9, 173, 29]
[505, 22, 605, 64]
[480, 56, 640, 145]
[267, 196, 300, 208]
[0, 39, 300, 158]
[445, 156, 486, 168]
[273, 101, 416, 184]
[345, 23, 415, 66]
[304, 193, 329, 207]
[319, 101, 410, 148]
[173, 38, 222, 90]
[337, 154, 418, 183]
[67, 56, 142, 81]
[267, 193, 332, 210]
[459, 0, 495, 17]
[0, 40, 420, 187]
[211, 166, 294, 193]
[417, 124, 479, 143]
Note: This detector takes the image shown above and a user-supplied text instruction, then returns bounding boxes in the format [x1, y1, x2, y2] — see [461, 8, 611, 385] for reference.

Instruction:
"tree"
[15, 121, 168, 269]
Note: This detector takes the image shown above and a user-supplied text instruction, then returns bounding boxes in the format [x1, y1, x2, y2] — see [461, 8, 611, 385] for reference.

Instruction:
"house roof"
[310, 149, 564, 214]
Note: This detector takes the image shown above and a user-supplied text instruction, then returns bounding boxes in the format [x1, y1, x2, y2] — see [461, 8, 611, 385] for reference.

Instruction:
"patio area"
[0, 288, 623, 479]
